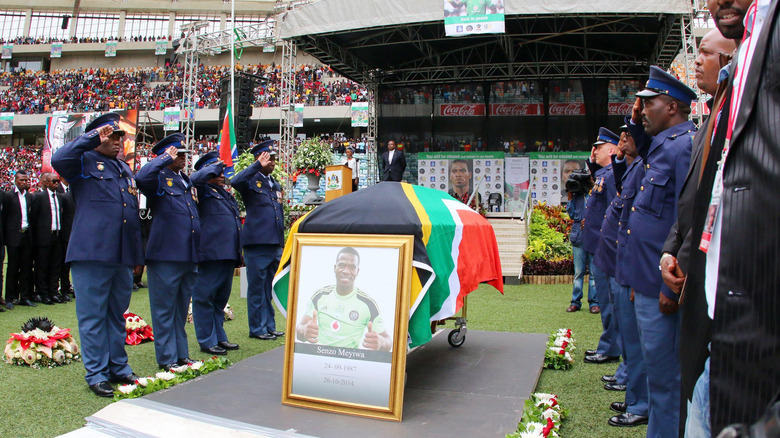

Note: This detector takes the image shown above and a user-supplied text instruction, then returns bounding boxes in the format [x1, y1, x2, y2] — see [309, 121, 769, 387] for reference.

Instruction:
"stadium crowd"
[0, 63, 367, 114]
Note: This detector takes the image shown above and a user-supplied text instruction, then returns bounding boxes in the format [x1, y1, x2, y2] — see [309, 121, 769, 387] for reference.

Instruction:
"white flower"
[170, 365, 189, 373]
[136, 377, 154, 387]
[155, 371, 176, 381]
[118, 384, 137, 395]
[542, 408, 561, 422]
[523, 422, 545, 435]
[189, 361, 204, 371]
[552, 337, 569, 347]
[564, 352, 573, 362]
[534, 393, 558, 408]
[517, 430, 545, 438]
[53, 350, 66, 363]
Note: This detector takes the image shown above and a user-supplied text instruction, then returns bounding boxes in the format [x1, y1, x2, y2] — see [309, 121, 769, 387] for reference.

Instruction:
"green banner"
[155, 41, 167, 55]
[444, 0, 505, 37]
[419, 151, 504, 160]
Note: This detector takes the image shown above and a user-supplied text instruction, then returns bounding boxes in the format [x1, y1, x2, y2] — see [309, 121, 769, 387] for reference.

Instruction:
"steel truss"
[279, 39, 297, 199]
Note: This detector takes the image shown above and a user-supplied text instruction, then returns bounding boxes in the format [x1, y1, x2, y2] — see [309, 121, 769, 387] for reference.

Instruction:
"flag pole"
[230, 0, 235, 144]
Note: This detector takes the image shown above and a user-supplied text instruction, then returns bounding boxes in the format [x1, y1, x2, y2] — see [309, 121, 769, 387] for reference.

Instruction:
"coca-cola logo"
[548, 103, 585, 116]
[440, 104, 485, 116]
[608, 102, 633, 115]
[491, 104, 542, 116]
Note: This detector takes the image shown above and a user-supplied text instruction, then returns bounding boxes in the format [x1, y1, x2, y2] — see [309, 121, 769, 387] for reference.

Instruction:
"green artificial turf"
[0, 280, 644, 438]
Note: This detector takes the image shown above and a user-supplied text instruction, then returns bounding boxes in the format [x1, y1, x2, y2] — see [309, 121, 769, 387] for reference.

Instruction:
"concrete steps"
[487, 218, 527, 279]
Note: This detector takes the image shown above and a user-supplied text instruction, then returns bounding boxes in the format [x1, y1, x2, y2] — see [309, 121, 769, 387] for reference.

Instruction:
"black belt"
[51, 230, 61, 236]
[20, 228, 28, 233]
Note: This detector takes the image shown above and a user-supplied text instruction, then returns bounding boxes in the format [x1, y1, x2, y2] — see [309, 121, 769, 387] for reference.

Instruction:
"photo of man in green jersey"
[296, 247, 393, 351]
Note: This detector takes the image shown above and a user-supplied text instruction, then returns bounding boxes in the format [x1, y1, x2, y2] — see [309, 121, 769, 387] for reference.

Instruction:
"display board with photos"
[417, 152, 505, 211]
[528, 152, 590, 206]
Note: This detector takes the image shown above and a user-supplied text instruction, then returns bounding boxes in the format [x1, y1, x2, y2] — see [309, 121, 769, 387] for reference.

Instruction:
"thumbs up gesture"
[303, 310, 319, 343]
[362, 321, 382, 350]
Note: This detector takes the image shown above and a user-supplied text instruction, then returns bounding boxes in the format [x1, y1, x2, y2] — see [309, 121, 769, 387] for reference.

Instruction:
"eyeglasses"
[51, 179, 60, 183]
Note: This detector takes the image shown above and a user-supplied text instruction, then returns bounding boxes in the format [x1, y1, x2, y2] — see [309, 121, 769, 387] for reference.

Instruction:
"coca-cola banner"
[548, 103, 586, 116]
[439, 104, 486, 117]
[608, 102, 634, 116]
[489, 103, 543, 116]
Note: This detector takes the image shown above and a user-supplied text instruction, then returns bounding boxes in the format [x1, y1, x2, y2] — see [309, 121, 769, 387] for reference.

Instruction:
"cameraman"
[565, 167, 594, 313]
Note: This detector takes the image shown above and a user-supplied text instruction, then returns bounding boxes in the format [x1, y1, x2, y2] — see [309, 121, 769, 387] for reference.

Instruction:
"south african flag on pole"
[272, 182, 503, 348]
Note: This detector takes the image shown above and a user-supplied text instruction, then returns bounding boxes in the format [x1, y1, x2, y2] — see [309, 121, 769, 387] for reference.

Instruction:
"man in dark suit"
[58, 179, 75, 298]
[136, 133, 200, 371]
[657, 27, 737, 436]
[380, 140, 406, 182]
[30, 172, 69, 305]
[3, 170, 36, 309]
[51, 113, 143, 397]
[683, 0, 780, 434]
[0, 190, 4, 311]
[231, 140, 285, 341]
[190, 151, 242, 355]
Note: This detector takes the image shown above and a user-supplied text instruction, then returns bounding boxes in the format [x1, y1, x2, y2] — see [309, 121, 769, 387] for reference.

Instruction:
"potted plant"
[292, 136, 332, 204]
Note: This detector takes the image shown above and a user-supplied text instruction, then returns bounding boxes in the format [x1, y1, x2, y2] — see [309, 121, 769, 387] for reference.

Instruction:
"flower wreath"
[4, 317, 81, 368]
[124, 311, 154, 345]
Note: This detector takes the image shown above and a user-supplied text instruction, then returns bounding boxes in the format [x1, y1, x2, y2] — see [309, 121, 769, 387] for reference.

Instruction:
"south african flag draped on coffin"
[272, 182, 503, 348]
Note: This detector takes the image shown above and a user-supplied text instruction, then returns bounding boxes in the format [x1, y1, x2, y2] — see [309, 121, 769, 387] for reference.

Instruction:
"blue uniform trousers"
[71, 262, 133, 385]
[244, 244, 282, 336]
[611, 277, 649, 416]
[592, 262, 621, 358]
[192, 260, 234, 349]
[148, 261, 197, 365]
[635, 292, 681, 438]
[570, 246, 597, 308]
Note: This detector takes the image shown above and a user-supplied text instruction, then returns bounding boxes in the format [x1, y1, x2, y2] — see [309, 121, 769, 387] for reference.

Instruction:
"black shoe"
[201, 345, 227, 355]
[602, 374, 617, 383]
[31, 294, 42, 303]
[250, 333, 277, 340]
[19, 299, 37, 307]
[132, 284, 139, 292]
[136, 282, 147, 288]
[42, 297, 54, 305]
[585, 349, 598, 356]
[110, 373, 139, 385]
[177, 357, 195, 366]
[218, 341, 239, 350]
[51, 295, 64, 304]
[0, 306, 4, 312]
[89, 381, 115, 398]
[609, 412, 648, 427]
[610, 402, 627, 413]
[159, 363, 178, 372]
[269, 330, 285, 337]
[604, 383, 627, 391]
[584, 354, 620, 364]
[59, 294, 72, 302]
[5, 302, 13, 310]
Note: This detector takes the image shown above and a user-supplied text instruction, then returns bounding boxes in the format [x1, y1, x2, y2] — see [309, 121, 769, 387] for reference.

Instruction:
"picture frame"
[282, 233, 413, 421]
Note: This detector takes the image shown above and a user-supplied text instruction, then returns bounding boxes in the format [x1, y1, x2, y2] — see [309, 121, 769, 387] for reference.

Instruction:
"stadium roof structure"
[279, 0, 694, 86]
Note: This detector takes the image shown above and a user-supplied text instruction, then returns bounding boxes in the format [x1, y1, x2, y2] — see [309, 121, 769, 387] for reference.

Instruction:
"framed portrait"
[282, 233, 413, 421]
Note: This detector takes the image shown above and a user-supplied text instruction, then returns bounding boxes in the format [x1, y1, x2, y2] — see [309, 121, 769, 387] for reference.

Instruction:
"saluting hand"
[257, 151, 271, 167]
[165, 146, 178, 159]
[97, 125, 114, 143]
[632, 97, 642, 125]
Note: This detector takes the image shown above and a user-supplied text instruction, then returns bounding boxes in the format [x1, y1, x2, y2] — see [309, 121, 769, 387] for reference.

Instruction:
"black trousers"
[60, 238, 71, 294]
[35, 235, 63, 299]
[5, 234, 33, 302]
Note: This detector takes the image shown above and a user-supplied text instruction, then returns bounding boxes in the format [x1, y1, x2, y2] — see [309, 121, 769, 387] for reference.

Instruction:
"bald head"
[695, 29, 737, 95]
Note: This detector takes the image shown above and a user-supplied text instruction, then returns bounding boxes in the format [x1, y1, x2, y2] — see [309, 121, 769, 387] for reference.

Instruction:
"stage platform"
[62, 330, 547, 438]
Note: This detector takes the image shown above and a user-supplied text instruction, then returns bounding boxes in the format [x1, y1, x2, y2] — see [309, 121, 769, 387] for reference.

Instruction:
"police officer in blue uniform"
[190, 151, 242, 355]
[623, 66, 697, 437]
[136, 133, 200, 370]
[583, 128, 624, 369]
[606, 126, 650, 427]
[231, 140, 285, 340]
[51, 113, 143, 397]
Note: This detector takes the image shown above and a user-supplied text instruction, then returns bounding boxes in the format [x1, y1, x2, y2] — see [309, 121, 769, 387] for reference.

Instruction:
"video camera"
[565, 170, 593, 195]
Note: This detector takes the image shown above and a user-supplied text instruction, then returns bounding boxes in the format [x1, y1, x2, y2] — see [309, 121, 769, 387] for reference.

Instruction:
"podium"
[325, 164, 352, 202]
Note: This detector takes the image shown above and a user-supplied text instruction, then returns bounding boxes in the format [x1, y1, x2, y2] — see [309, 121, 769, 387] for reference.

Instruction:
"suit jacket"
[2, 188, 32, 247]
[685, 2, 780, 433]
[136, 154, 201, 263]
[29, 189, 64, 246]
[230, 161, 284, 247]
[51, 130, 143, 266]
[381, 150, 406, 182]
[59, 190, 75, 242]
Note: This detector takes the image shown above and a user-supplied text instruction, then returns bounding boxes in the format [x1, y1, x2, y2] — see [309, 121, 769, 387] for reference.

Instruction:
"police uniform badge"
[256, 181, 263, 189]
[595, 176, 604, 193]
[127, 177, 138, 196]
[166, 178, 174, 187]
[191, 187, 198, 202]
[96, 162, 105, 171]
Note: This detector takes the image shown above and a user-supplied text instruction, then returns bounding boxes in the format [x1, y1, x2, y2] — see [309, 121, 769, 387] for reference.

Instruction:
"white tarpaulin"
[280, 0, 691, 38]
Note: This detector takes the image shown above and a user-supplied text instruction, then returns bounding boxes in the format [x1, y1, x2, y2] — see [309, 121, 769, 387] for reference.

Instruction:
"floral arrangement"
[187, 302, 235, 324]
[291, 136, 332, 179]
[507, 393, 568, 438]
[4, 317, 81, 368]
[124, 311, 154, 346]
[522, 205, 574, 275]
[114, 356, 232, 400]
[544, 328, 576, 370]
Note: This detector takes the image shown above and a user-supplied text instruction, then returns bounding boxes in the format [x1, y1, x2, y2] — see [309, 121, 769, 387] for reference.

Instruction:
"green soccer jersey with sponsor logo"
[466, 0, 489, 15]
[304, 285, 385, 349]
